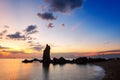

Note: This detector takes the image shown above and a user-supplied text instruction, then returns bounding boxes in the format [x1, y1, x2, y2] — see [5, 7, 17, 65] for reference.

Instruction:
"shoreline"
[93, 60, 120, 80]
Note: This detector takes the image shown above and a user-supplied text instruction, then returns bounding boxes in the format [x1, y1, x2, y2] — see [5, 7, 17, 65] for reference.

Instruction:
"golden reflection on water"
[0, 59, 104, 80]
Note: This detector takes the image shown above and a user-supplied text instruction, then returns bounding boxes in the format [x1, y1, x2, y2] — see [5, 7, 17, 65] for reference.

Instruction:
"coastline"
[93, 60, 120, 80]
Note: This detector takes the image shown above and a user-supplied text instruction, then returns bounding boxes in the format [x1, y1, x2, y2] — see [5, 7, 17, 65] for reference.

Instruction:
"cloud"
[99, 49, 120, 53]
[48, 23, 54, 28]
[5, 25, 38, 41]
[44, 0, 84, 13]
[32, 46, 43, 51]
[28, 41, 43, 51]
[37, 12, 56, 20]
[24, 25, 38, 35]
[6, 32, 35, 41]
[1, 50, 27, 54]
[0, 25, 38, 40]
[6, 32, 25, 39]
[61, 24, 65, 27]
[4, 25, 9, 28]
[0, 30, 7, 36]
[27, 41, 33, 44]
[0, 45, 10, 49]
[8, 51, 25, 54]
[25, 25, 36, 32]
[27, 30, 38, 35]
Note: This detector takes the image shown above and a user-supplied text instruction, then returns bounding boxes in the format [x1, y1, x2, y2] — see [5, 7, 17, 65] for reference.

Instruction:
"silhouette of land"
[22, 44, 110, 64]
[22, 44, 120, 80]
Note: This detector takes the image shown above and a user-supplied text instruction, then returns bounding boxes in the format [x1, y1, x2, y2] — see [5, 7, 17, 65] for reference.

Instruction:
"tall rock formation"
[43, 44, 51, 63]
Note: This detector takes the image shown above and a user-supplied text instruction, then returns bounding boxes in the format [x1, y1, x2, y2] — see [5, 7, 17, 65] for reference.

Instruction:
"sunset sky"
[0, 0, 120, 58]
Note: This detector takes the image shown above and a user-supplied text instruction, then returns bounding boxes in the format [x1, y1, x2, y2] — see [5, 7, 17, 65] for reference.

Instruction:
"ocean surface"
[0, 59, 105, 80]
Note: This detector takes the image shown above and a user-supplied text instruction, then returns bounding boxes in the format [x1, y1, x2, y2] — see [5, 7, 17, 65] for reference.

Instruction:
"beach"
[93, 59, 120, 80]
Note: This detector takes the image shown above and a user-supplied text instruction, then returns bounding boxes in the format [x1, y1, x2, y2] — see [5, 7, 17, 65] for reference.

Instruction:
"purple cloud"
[24, 25, 38, 35]
[48, 23, 54, 28]
[44, 0, 84, 13]
[37, 12, 56, 20]
[7, 32, 25, 39]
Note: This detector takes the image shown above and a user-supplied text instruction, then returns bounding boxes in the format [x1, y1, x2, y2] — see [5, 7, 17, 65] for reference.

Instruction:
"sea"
[0, 59, 105, 80]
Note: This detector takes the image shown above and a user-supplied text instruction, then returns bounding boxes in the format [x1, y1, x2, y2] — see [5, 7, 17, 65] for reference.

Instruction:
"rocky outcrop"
[52, 57, 70, 64]
[22, 44, 109, 64]
[22, 58, 41, 63]
[43, 44, 51, 63]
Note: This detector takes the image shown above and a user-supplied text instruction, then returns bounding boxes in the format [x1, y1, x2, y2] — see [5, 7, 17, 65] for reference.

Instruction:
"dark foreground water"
[0, 59, 104, 80]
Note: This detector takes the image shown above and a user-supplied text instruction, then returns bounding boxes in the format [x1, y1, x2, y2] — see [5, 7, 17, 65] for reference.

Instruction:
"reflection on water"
[0, 59, 104, 80]
[42, 63, 50, 80]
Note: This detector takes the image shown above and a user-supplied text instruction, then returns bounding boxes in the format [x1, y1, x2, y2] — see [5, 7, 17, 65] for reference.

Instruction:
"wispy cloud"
[31, 45, 43, 51]
[4, 25, 9, 28]
[0, 45, 10, 49]
[0, 30, 7, 36]
[98, 49, 120, 54]
[28, 41, 43, 51]
[0, 50, 29, 54]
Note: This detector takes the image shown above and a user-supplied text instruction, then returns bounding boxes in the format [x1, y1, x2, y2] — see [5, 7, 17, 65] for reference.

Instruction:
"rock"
[43, 44, 51, 63]
[22, 59, 33, 63]
[52, 57, 70, 64]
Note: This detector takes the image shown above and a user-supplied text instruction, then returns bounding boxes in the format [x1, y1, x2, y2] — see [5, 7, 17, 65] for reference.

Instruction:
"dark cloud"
[5, 25, 38, 41]
[27, 30, 38, 35]
[24, 25, 38, 35]
[48, 23, 54, 28]
[61, 23, 65, 27]
[25, 25, 36, 32]
[44, 0, 84, 13]
[37, 0, 84, 28]
[37, 12, 56, 20]
[7, 32, 25, 39]
[6, 32, 35, 41]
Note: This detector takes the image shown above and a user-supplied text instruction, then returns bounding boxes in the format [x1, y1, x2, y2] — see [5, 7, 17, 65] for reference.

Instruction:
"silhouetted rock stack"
[43, 44, 51, 63]
[22, 44, 110, 64]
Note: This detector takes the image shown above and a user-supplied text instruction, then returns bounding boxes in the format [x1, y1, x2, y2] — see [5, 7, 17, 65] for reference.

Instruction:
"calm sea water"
[0, 59, 104, 80]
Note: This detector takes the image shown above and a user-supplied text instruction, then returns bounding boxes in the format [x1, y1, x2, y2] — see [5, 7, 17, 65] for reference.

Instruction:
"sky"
[0, 0, 120, 58]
